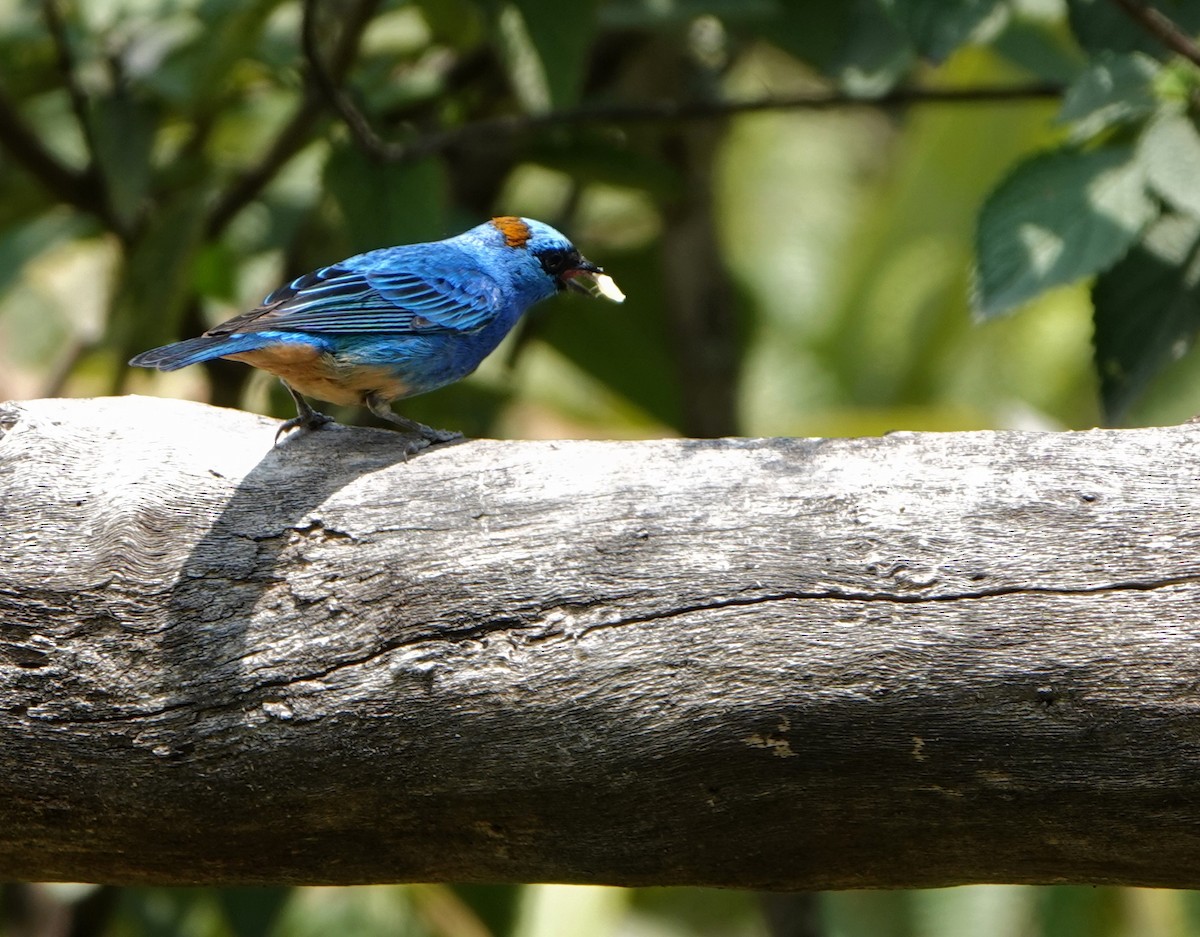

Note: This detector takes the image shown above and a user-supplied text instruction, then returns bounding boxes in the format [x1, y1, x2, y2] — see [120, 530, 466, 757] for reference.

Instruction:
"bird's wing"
[207, 256, 503, 337]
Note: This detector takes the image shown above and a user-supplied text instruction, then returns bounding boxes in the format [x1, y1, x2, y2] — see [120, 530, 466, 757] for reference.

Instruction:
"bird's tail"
[129, 334, 275, 371]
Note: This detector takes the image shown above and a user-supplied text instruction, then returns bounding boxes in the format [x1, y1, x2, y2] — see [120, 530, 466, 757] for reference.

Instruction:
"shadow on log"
[2, 395, 1200, 887]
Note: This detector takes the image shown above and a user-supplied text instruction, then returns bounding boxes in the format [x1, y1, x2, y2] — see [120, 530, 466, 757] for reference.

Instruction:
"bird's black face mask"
[537, 248, 623, 301]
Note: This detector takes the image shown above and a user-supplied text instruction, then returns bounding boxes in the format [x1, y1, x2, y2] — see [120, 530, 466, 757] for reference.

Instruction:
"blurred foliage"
[8, 0, 1200, 437]
[12, 883, 1200, 937]
[6, 0, 1200, 935]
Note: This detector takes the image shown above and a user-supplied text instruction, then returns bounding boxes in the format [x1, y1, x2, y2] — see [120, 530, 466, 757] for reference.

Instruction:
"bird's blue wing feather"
[207, 250, 502, 337]
[367, 269, 506, 331]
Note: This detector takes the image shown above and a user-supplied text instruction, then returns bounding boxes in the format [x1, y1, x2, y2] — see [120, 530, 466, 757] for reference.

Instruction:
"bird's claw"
[420, 426, 463, 445]
[274, 410, 335, 443]
[275, 382, 336, 443]
[393, 426, 460, 461]
[363, 393, 463, 446]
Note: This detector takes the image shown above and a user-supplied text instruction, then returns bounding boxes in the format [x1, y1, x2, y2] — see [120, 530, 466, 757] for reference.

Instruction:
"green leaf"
[147, 0, 286, 108]
[600, 0, 775, 28]
[526, 135, 683, 197]
[192, 241, 238, 302]
[989, 13, 1087, 83]
[0, 212, 88, 299]
[217, 888, 292, 937]
[1140, 110, 1200, 219]
[413, 0, 485, 48]
[1066, 0, 1200, 59]
[1036, 886, 1125, 937]
[511, 0, 598, 107]
[835, 0, 915, 94]
[114, 187, 210, 352]
[492, 2, 551, 113]
[89, 90, 158, 230]
[632, 888, 767, 935]
[324, 146, 450, 254]
[116, 888, 211, 937]
[1057, 52, 1160, 141]
[1155, 57, 1200, 104]
[537, 243, 684, 430]
[1181, 892, 1200, 934]
[822, 890, 920, 937]
[451, 884, 522, 937]
[760, 3, 856, 70]
[1093, 212, 1200, 422]
[882, 0, 1002, 63]
[974, 145, 1156, 318]
[773, 0, 914, 94]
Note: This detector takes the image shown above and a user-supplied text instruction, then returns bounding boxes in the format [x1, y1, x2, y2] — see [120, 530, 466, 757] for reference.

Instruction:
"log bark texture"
[3, 395, 1200, 888]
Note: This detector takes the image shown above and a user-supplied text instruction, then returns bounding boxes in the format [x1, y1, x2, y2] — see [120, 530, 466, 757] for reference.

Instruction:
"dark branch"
[40, 0, 97, 162]
[0, 86, 105, 216]
[1109, 0, 1200, 68]
[205, 0, 382, 238]
[310, 81, 1065, 165]
[301, 0, 387, 157]
[204, 106, 323, 238]
[39, 0, 120, 234]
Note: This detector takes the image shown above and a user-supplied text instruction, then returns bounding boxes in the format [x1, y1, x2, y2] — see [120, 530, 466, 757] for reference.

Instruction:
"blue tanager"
[130, 216, 625, 444]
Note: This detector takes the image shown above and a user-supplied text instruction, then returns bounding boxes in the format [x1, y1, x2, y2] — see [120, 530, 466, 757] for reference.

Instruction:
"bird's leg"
[364, 393, 462, 444]
[275, 381, 335, 442]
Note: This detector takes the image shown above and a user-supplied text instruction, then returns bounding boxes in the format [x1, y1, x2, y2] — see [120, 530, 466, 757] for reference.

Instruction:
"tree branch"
[205, 0, 382, 238]
[300, 0, 387, 158]
[0, 85, 104, 219]
[1109, 0, 1200, 68]
[39, 0, 118, 234]
[204, 105, 323, 238]
[4, 395, 1200, 887]
[310, 75, 1064, 165]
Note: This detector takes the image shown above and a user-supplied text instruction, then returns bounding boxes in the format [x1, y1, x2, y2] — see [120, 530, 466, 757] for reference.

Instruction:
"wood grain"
[3, 395, 1200, 887]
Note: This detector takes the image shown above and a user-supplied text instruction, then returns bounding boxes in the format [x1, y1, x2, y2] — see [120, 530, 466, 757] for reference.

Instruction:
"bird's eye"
[538, 248, 579, 279]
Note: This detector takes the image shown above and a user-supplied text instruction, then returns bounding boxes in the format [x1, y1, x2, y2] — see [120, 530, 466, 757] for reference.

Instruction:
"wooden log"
[2, 395, 1200, 887]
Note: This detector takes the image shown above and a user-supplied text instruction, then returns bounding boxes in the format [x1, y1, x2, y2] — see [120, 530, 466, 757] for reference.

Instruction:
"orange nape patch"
[491, 216, 532, 249]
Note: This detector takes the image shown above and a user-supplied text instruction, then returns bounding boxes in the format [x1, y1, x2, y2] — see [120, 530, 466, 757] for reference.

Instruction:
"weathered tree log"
[3, 395, 1200, 888]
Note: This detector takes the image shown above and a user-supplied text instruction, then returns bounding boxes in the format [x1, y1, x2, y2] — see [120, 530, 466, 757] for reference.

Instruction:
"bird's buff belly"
[226, 344, 411, 406]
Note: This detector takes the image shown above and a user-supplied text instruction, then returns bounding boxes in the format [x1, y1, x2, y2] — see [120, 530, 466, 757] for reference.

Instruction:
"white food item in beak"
[588, 272, 626, 303]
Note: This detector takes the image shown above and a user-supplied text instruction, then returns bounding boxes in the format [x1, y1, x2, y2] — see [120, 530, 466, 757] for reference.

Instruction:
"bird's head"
[485, 216, 626, 303]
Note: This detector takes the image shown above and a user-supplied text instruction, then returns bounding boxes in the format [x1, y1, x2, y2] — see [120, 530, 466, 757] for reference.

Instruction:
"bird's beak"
[563, 258, 626, 303]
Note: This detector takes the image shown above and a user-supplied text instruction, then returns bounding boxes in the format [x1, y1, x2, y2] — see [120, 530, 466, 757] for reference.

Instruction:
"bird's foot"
[418, 424, 464, 445]
[365, 394, 463, 447]
[274, 409, 335, 444]
[276, 381, 336, 443]
[387, 427, 464, 461]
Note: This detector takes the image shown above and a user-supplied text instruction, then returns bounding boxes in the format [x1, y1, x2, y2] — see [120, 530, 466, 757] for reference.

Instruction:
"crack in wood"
[571, 574, 1200, 637]
[247, 573, 1200, 689]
